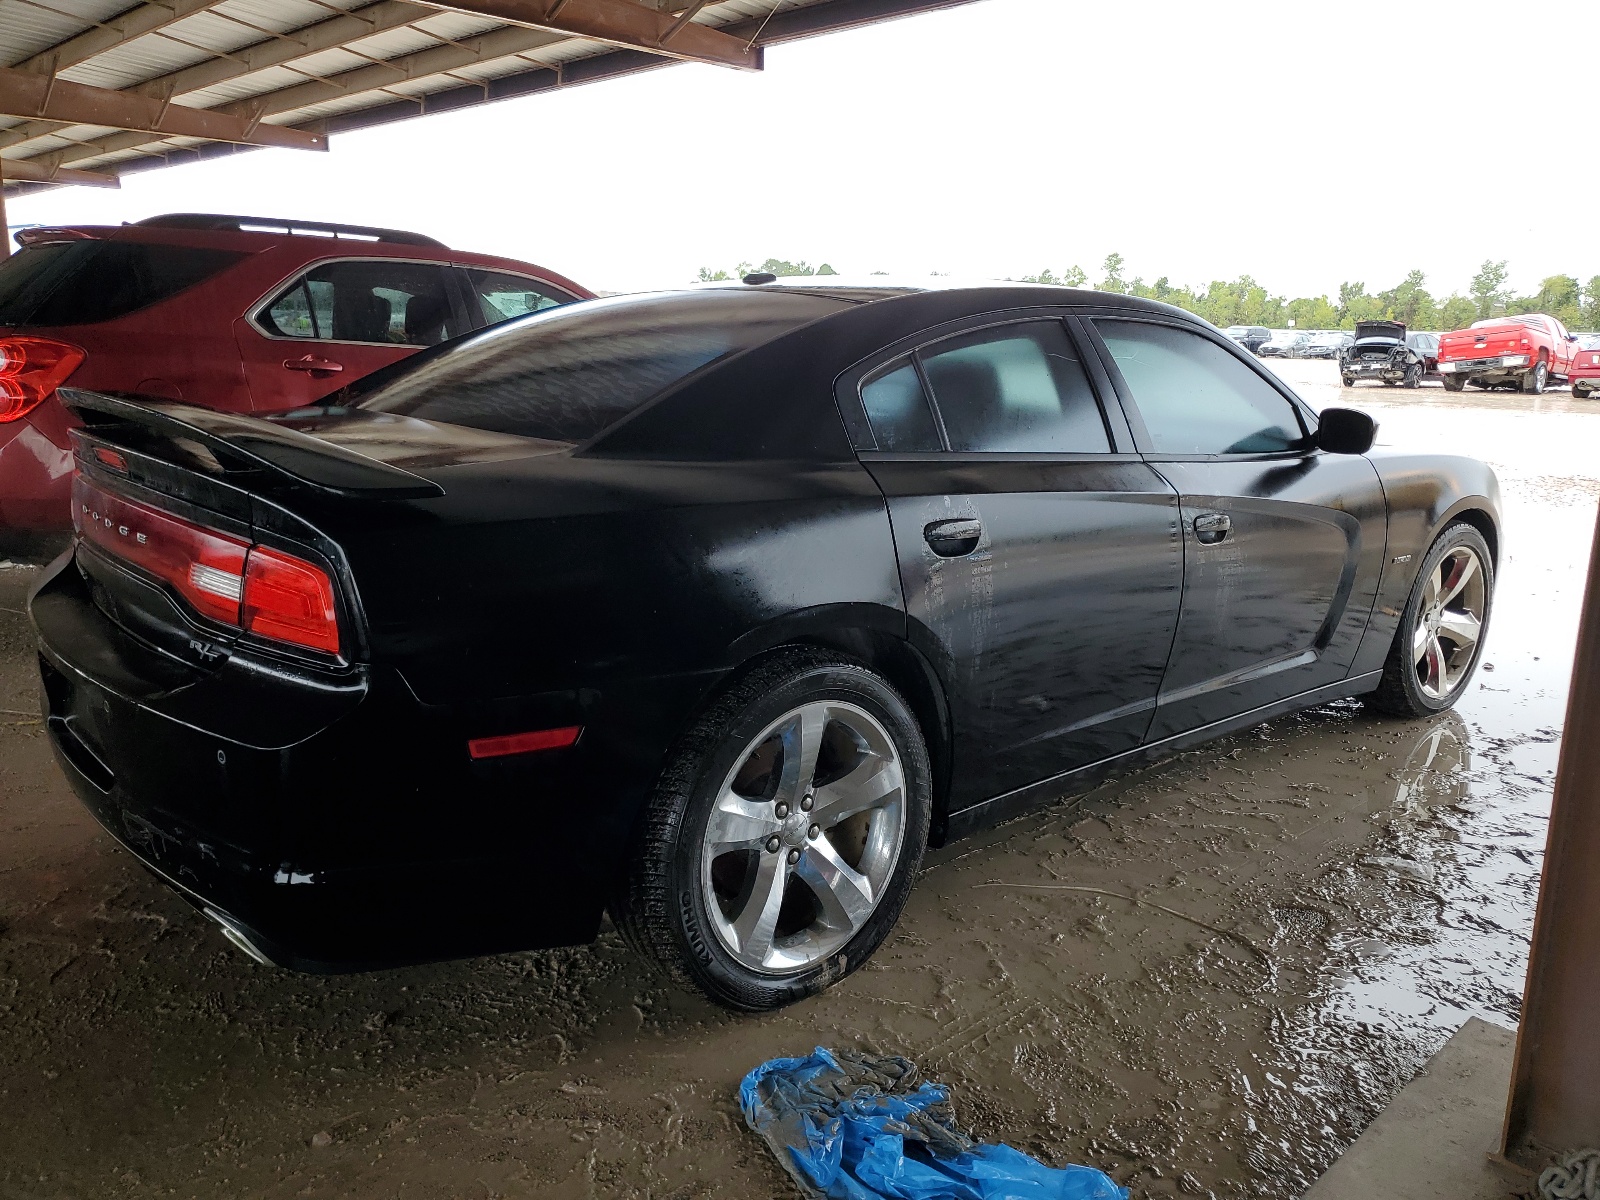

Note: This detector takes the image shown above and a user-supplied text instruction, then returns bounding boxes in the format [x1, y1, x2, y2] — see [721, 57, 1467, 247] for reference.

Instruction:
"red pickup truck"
[1436, 313, 1578, 394]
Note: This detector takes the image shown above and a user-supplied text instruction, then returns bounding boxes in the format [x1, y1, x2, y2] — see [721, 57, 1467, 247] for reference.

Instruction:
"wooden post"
[1501, 501, 1600, 1164]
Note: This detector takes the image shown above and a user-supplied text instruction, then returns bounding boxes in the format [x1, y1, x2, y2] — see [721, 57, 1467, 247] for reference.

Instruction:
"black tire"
[1442, 374, 1465, 392]
[1342, 375, 1357, 388]
[1367, 523, 1494, 718]
[1523, 359, 1548, 394]
[1404, 362, 1422, 389]
[1574, 384, 1591, 400]
[610, 649, 932, 1011]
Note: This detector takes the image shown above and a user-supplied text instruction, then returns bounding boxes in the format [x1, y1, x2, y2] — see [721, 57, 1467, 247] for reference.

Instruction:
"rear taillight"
[74, 473, 341, 656]
[0, 336, 86, 423]
[242, 545, 339, 654]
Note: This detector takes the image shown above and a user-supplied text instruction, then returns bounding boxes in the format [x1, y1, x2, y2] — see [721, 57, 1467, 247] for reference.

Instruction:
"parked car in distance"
[32, 281, 1500, 1011]
[1571, 334, 1600, 399]
[0, 212, 593, 535]
[1305, 331, 1354, 359]
[1259, 331, 1312, 358]
[1340, 321, 1435, 388]
[1224, 325, 1272, 354]
[1436, 313, 1577, 394]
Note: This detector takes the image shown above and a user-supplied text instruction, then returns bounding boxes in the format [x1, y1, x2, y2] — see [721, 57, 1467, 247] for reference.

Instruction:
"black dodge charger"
[30, 283, 1499, 1011]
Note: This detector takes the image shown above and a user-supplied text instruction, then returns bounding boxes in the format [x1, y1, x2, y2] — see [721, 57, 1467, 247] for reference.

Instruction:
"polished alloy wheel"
[1413, 545, 1487, 700]
[700, 701, 906, 975]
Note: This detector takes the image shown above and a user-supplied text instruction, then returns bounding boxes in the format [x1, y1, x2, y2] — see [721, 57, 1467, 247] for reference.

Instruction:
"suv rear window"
[0, 239, 244, 327]
[355, 289, 847, 444]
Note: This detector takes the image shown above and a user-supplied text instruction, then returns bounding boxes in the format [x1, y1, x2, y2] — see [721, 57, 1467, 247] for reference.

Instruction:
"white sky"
[10, 0, 1598, 299]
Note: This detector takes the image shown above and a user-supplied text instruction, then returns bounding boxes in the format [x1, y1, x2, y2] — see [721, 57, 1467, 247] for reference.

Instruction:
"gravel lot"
[0, 356, 1591, 1199]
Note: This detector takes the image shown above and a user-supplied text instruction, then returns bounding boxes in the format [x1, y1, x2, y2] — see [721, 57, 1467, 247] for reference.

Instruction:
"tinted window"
[466, 269, 573, 327]
[357, 290, 845, 444]
[0, 240, 243, 327]
[860, 359, 940, 451]
[1095, 320, 1306, 455]
[919, 321, 1109, 453]
[259, 260, 466, 346]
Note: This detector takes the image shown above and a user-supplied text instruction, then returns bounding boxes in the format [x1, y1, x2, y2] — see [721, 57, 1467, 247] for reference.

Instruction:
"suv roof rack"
[134, 213, 447, 248]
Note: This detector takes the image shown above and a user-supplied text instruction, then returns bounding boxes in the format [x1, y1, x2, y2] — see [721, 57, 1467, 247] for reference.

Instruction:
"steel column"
[1502, 502, 1600, 1164]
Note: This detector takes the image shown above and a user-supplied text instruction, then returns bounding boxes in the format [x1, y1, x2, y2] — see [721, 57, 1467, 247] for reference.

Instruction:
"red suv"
[0, 213, 592, 535]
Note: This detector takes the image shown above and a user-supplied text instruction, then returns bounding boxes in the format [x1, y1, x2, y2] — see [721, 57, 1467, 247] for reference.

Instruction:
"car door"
[1083, 315, 1388, 741]
[235, 258, 471, 413]
[841, 312, 1184, 811]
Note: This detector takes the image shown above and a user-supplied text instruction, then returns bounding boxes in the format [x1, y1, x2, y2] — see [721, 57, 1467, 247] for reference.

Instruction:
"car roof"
[688, 278, 1208, 321]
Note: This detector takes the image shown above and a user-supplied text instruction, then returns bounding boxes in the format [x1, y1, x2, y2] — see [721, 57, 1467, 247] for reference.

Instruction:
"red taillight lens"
[0, 336, 86, 423]
[242, 545, 340, 654]
[74, 473, 341, 655]
[74, 474, 247, 625]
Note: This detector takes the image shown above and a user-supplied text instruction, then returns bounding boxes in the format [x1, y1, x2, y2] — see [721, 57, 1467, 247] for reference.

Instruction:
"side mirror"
[1317, 407, 1377, 455]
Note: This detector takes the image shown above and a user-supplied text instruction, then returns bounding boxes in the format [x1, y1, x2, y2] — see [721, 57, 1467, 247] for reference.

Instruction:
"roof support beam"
[0, 0, 432, 153]
[32, 23, 571, 168]
[10, 0, 222, 75]
[0, 65, 327, 150]
[404, 0, 760, 68]
[0, 154, 118, 186]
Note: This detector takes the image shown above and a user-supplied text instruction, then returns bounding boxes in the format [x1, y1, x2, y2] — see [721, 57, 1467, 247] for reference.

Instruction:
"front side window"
[258, 260, 465, 346]
[859, 359, 941, 451]
[466, 269, 574, 327]
[917, 321, 1110, 454]
[1094, 320, 1307, 456]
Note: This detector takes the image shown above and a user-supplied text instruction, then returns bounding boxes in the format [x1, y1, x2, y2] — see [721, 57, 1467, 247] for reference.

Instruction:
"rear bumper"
[0, 411, 74, 533]
[30, 551, 623, 970]
[1438, 355, 1531, 375]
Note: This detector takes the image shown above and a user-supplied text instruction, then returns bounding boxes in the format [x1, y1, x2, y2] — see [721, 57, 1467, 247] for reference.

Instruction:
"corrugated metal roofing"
[1, 0, 977, 192]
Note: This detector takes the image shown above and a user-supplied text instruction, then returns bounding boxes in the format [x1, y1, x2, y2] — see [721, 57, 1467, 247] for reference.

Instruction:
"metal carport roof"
[0, 0, 977, 196]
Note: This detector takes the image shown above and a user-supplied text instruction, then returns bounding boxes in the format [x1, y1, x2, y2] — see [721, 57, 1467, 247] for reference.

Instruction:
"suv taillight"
[0, 336, 86, 422]
[74, 474, 341, 655]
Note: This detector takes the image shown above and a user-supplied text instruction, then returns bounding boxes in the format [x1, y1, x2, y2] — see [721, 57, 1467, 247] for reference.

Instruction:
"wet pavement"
[0, 357, 1592, 1199]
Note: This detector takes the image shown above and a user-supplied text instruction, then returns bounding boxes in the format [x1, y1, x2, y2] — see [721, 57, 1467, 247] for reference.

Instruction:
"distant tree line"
[1019, 255, 1600, 332]
[697, 255, 1600, 331]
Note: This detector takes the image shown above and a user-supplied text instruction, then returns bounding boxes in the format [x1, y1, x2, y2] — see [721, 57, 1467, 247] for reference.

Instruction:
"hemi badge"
[1392, 554, 1413, 563]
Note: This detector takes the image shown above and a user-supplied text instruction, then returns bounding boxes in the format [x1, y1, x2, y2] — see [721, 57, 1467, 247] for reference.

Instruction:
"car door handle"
[924, 518, 983, 557]
[1193, 513, 1231, 544]
[283, 355, 344, 374]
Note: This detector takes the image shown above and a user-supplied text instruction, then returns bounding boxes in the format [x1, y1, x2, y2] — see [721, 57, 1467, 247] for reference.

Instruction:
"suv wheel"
[612, 650, 932, 1011]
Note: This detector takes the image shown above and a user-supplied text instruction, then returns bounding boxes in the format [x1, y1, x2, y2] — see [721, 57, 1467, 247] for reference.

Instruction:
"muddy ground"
[0, 359, 1592, 1200]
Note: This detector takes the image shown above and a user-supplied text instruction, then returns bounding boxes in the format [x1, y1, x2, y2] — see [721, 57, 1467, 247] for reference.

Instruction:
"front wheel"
[1367, 523, 1494, 717]
[1523, 359, 1548, 394]
[611, 650, 932, 1011]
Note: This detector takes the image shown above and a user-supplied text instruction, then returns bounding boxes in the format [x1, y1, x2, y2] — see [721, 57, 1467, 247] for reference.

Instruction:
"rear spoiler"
[60, 389, 444, 499]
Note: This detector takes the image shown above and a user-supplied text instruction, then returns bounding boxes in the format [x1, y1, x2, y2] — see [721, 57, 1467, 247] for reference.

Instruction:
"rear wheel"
[611, 650, 931, 1011]
[1368, 523, 1494, 717]
[1523, 359, 1548, 394]
[1342, 375, 1357, 388]
[1404, 362, 1422, 389]
[1442, 374, 1465, 392]
[1574, 384, 1592, 400]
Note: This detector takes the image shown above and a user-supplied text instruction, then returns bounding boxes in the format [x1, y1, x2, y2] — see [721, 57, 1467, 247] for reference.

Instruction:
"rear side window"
[0, 240, 244, 327]
[356, 290, 846, 444]
[860, 359, 941, 451]
[919, 321, 1110, 454]
[259, 260, 467, 346]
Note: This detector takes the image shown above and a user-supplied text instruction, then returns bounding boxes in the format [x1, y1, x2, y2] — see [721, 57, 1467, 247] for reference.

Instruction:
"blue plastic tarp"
[738, 1047, 1128, 1200]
